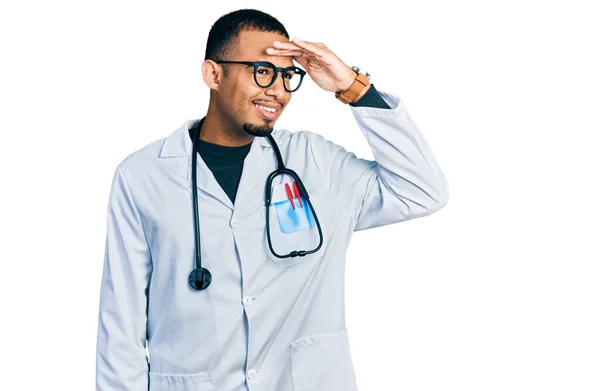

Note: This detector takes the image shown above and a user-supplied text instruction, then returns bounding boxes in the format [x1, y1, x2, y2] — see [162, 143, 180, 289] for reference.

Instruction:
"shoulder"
[271, 128, 346, 179]
[272, 127, 341, 153]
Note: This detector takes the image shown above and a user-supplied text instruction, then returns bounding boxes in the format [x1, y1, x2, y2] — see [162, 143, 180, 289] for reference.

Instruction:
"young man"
[96, 8, 449, 391]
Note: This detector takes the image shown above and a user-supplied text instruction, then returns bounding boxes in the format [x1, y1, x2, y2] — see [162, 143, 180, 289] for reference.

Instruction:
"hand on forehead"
[233, 30, 293, 66]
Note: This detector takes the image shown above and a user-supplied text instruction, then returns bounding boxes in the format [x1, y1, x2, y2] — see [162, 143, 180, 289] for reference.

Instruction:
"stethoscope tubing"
[188, 122, 323, 291]
[264, 167, 323, 258]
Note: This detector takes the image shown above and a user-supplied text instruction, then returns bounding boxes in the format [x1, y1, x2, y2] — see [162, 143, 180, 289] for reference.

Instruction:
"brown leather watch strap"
[335, 72, 371, 104]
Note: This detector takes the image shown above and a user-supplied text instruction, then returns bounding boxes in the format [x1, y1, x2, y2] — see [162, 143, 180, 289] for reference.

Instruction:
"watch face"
[351, 66, 370, 78]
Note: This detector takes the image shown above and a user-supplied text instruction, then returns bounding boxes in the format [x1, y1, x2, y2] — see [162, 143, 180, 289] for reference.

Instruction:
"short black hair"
[204, 8, 289, 66]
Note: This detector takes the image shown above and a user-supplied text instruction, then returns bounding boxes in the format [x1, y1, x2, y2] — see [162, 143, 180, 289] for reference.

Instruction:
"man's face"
[214, 30, 294, 138]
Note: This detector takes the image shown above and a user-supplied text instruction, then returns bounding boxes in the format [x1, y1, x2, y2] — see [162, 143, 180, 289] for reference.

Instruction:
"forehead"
[234, 29, 294, 67]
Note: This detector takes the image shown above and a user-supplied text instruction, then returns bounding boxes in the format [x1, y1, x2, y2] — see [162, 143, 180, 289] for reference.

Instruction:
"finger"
[290, 38, 325, 56]
[293, 56, 308, 69]
[266, 47, 305, 57]
[272, 40, 304, 51]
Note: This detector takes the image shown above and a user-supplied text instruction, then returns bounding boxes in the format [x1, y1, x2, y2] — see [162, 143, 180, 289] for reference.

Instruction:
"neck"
[198, 106, 254, 147]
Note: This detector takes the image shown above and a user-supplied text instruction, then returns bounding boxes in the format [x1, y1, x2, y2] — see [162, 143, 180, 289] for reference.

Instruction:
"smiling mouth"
[254, 103, 279, 120]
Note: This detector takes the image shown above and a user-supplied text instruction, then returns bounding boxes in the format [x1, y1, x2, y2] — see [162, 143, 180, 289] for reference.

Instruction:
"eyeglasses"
[215, 60, 306, 92]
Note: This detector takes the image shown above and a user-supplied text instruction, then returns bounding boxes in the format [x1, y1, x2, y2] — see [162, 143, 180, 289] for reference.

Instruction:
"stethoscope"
[188, 120, 323, 291]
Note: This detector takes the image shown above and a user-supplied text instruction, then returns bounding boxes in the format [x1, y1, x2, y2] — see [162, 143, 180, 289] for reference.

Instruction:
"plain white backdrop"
[1, 1, 598, 390]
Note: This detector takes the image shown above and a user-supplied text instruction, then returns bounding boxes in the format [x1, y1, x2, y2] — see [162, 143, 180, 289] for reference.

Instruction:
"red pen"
[285, 183, 296, 210]
[292, 181, 303, 208]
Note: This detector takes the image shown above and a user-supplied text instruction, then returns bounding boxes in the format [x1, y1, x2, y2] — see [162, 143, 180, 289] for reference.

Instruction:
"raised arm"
[266, 38, 449, 231]
[310, 87, 449, 231]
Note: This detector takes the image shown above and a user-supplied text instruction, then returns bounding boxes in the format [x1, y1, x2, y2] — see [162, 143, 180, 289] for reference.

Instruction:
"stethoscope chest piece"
[188, 267, 212, 291]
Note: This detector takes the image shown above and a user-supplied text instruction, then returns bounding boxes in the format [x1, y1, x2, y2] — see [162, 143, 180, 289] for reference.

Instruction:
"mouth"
[254, 103, 280, 120]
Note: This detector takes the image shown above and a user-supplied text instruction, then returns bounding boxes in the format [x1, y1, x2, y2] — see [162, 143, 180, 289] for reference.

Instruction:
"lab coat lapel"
[189, 134, 271, 212]
[188, 145, 235, 210]
[232, 135, 272, 211]
[159, 119, 228, 210]
[160, 119, 273, 212]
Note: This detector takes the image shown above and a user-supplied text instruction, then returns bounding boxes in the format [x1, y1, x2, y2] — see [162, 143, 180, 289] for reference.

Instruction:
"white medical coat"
[96, 87, 449, 391]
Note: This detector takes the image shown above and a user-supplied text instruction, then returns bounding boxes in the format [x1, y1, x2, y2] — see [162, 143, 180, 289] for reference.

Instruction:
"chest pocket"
[261, 180, 326, 268]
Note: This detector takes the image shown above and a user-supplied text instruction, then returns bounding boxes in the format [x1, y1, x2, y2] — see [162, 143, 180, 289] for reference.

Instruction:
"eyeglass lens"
[255, 64, 302, 92]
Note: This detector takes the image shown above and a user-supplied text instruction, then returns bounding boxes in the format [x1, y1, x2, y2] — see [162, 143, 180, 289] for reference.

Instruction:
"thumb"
[294, 56, 308, 70]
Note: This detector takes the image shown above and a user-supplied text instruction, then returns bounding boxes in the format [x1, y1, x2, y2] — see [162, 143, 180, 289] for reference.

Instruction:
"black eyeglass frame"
[215, 60, 307, 92]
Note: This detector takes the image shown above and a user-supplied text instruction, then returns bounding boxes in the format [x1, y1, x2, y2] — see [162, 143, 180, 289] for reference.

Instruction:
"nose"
[264, 72, 287, 100]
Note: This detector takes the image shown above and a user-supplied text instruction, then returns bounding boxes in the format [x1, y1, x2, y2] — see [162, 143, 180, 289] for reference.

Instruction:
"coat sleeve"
[96, 165, 152, 390]
[309, 88, 449, 231]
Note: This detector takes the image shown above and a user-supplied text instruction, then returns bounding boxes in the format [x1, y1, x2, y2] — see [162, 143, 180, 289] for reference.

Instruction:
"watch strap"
[335, 72, 371, 104]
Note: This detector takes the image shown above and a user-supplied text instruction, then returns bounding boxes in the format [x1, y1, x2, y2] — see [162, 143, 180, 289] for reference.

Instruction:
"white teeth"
[256, 104, 277, 113]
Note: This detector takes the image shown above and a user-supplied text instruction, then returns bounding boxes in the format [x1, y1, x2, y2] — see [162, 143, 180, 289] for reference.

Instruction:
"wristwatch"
[335, 66, 371, 104]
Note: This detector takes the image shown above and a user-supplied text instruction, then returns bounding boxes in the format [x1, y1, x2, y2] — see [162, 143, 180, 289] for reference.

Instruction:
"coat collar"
[159, 118, 275, 212]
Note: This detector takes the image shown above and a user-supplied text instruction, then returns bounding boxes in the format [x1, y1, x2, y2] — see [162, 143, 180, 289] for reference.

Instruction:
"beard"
[242, 121, 274, 137]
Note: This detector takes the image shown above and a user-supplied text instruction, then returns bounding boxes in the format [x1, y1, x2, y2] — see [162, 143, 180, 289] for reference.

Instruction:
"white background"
[1, 1, 598, 390]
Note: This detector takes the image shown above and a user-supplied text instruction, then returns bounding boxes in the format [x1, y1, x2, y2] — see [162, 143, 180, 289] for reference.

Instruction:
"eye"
[284, 70, 296, 79]
[256, 65, 273, 76]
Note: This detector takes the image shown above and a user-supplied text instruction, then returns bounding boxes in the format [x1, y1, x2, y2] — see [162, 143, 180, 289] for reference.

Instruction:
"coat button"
[231, 219, 239, 228]
[247, 369, 257, 380]
[243, 297, 256, 306]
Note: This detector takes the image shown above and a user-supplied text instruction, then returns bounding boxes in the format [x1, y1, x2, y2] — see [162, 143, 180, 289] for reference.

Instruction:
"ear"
[202, 60, 222, 91]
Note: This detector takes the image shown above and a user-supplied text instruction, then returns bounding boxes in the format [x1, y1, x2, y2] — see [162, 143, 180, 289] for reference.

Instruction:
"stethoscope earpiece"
[188, 268, 212, 291]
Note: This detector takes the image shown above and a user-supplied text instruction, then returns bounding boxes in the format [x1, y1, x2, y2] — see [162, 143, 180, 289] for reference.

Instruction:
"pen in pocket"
[285, 183, 296, 210]
[292, 181, 303, 208]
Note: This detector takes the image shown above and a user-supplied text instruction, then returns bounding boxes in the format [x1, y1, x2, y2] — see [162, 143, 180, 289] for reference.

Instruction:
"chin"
[242, 122, 274, 138]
